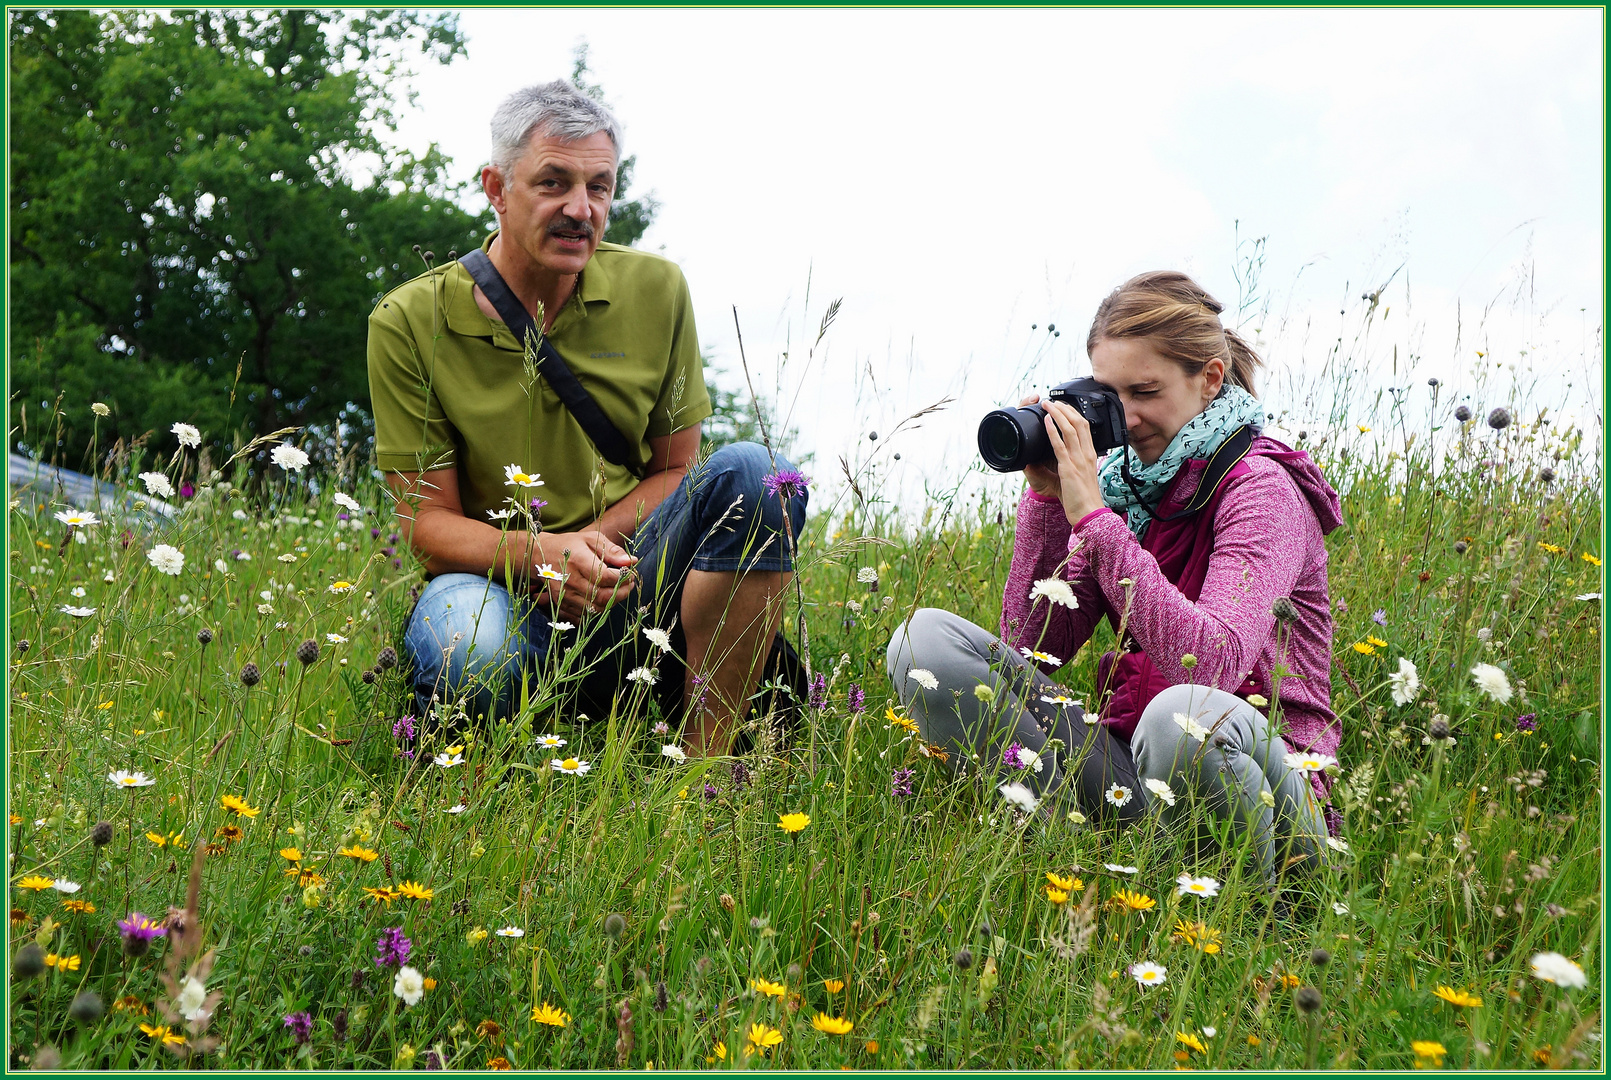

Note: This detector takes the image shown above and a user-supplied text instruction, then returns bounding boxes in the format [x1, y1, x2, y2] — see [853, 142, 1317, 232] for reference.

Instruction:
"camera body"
[977, 377, 1128, 473]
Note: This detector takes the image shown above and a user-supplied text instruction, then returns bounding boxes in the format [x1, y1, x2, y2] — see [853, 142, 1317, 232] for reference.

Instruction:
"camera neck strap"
[1119, 423, 1254, 523]
[459, 249, 640, 476]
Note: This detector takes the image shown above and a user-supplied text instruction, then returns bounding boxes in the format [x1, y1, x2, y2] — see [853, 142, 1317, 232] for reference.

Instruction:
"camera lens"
[978, 413, 1024, 469]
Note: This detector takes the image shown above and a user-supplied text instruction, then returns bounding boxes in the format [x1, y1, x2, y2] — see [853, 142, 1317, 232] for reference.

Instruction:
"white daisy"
[1388, 656, 1420, 706]
[170, 422, 201, 448]
[1144, 778, 1176, 806]
[1040, 692, 1080, 708]
[660, 744, 687, 763]
[270, 445, 310, 472]
[60, 605, 96, 618]
[326, 633, 348, 645]
[1029, 577, 1079, 609]
[1282, 751, 1337, 774]
[1576, 592, 1601, 602]
[138, 472, 175, 499]
[1469, 662, 1512, 704]
[51, 879, 81, 894]
[1104, 862, 1138, 875]
[433, 752, 464, 768]
[53, 509, 101, 528]
[1130, 962, 1167, 988]
[550, 757, 591, 775]
[535, 564, 565, 582]
[908, 668, 939, 691]
[549, 621, 574, 632]
[643, 627, 673, 653]
[495, 926, 525, 938]
[332, 492, 363, 514]
[1332, 902, 1350, 916]
[1529, 952, 1587, 990]
[535, 734, 567, 749]
[1104, 784, 1133, 808]
[327, 580, 355, 594]
[997, 782, 1040, 814]
[146, 544, 185, 576]
[69, 586, 86, 598]
[1176, 874, 1220, 899]
[626, 666, 658, 686]
[503, 464, 544, 488]
[1172, 712, 1211, 740]
[103, 570, 115, 582]
[108, 770, 156, 788]
[487, 508, 515, 521]
[1020, 647, 1063, 667]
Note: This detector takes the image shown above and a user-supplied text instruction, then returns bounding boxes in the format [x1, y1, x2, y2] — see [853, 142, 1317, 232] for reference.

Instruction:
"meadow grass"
[6, 366, 1602, 1071]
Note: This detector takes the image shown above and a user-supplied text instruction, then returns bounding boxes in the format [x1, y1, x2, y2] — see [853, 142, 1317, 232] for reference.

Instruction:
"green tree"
[9, 9, 493, 469]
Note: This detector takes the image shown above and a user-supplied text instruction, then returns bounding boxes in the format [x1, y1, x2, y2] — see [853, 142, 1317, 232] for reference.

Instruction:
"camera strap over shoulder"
[1120, 423, 1254, 523]
[459, 249, 639, 475]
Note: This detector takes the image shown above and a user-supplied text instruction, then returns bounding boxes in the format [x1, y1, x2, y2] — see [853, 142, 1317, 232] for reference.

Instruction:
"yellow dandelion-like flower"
[1366, 635, 1388, 649]
[362, 886, 399, 906]
[707, 1042, 728, 1063]
[1111, 888, 1157, 913]
[750, 977, 787, 998]
[812, 1014, 854, 1035]
[1045, 886, 1069, 905]
[1538, 542, 1565, 555]
[1278, 973, 1302, 989]
[823, 978, 845, 993]
[485, 1056, 511, 1070]
[214, 824, 244, 843]
[1351, 641, 1378, 656]
[1045, 871, 1081, 892]
[62, 899, 95, 914]
[280, 847, 302, 862]
[339, 844, 379, 863]
[1411, 1040, 1446, 1064]
[1170, 920, 1223, 955]
[777, 812, 810, 834]
[1582, 553, 1601, 567]
[1176, 1032, 1206, 1054]
[746, 1022, 784, 1052]
[885, 708, 918, 734]
[220, 793, 260, 818]
[1432, 985, 1482, 1007]
[530, 1001, 571, 1028]
[144, 830, 183, 848]
[140, 1023, 187, 1047]
[398, 880, 434, 901]
[17, 875, 55, 891]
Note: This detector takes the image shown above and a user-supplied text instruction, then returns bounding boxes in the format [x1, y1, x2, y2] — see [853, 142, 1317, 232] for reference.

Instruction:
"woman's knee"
[886, 608, 978, 687]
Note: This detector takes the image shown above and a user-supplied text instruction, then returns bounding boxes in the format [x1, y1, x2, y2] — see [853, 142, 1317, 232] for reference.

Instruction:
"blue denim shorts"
[401, 441, 808, 721]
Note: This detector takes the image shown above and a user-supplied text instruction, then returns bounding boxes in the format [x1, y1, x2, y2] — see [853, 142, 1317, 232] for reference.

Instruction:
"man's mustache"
[549, 218, 595, 239]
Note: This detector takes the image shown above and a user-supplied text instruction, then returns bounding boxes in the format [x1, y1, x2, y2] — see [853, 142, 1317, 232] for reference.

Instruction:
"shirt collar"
[443, 231, 611, 344]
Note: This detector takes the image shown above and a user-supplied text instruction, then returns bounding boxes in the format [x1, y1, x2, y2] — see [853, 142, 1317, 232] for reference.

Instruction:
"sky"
[389, 8, 1604, 520]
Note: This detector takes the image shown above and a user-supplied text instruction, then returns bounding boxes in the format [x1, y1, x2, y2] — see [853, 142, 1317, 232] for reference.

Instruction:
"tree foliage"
[9, 9, 491, 468]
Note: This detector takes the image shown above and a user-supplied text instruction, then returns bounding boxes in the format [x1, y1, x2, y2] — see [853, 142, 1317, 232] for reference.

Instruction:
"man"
[367, 80, 807, 754]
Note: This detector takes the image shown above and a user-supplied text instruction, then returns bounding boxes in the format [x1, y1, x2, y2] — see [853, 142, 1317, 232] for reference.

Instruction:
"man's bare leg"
[680, 567, 791, 756]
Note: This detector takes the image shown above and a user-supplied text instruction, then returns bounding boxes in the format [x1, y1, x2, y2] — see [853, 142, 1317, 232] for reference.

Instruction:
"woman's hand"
[1042, 399, 1106, 526]
[1020, 396, 1063, 501]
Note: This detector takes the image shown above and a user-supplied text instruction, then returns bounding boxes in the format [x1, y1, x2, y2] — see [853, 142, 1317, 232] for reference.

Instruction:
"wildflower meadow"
[7, 341, 1604, 1071]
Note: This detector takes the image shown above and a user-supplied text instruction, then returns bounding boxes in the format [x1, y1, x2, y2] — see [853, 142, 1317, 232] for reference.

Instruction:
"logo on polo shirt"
[589, 351, 627, 359]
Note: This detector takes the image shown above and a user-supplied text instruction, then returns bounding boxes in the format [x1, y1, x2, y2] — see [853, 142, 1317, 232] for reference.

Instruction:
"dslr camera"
[977, 377, 1127, 473]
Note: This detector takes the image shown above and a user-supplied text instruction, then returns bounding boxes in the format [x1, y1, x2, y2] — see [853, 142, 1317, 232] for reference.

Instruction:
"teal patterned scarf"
[1097, 384, 1264, 540]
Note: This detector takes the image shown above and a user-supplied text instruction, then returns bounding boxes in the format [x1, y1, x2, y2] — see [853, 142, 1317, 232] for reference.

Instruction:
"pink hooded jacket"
[1000, 435, 1346, 814]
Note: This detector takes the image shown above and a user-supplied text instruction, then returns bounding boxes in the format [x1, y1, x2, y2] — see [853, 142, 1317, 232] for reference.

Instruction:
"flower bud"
[12, 943, 45, 979]
[1294, 986, 1323, 1015]
[197, 627, 213, 645]
[953, 948, 974, 971]
[1454, 405, 1472, 422]
[1310, 947, 1331, 968]
[377, 646, 398, 670]
[1487, 407, 1511, 430]
[295, 639, 320, 666]
[68, 991, 104, 1024]
[1454, 540, 1468, 554]
[718, 894, 736, 913]
[1180, 654, 1198, 670]
[1270, 597, 1298, 623]
[604, 913, 627, 940]
[90, 820, 114, 847]
[240, 662, 261, 687]
[1429, 718, 1451, 741]
[1539, 467, 1556, 483]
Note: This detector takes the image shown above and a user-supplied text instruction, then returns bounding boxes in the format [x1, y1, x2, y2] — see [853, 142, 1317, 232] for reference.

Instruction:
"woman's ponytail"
[1087, 270, 1266, 398]
[1220, 325, 1263, 397]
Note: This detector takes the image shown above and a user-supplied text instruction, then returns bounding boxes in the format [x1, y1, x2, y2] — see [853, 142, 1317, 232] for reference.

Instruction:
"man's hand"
[536, 530, 639, 622]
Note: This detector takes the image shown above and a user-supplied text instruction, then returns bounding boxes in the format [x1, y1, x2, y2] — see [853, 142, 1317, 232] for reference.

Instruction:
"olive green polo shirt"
[367, 234, 711, 534]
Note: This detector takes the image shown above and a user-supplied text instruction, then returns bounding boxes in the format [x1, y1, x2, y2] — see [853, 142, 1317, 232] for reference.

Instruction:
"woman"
[886, 271, 1345, 882]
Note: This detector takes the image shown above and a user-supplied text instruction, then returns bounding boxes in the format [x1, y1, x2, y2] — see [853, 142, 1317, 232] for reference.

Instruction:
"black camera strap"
[1119, 423, 1255, 523]
[459, 249, 640, 475]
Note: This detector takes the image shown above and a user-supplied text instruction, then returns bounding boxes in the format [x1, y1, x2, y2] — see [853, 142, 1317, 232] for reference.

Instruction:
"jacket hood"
[1248, 434, 1345, 535]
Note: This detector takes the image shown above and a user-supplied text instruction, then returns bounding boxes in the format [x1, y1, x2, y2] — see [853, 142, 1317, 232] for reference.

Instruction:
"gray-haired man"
[367, 81, 808, 753]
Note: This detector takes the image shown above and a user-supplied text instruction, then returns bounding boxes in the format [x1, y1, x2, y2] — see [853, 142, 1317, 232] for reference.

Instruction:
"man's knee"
[405, 576, 522, 696]
[704, 441, 808, 531]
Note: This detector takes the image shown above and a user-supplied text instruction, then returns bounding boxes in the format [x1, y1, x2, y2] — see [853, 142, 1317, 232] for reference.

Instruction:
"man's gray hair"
[489, 80, 621, 173]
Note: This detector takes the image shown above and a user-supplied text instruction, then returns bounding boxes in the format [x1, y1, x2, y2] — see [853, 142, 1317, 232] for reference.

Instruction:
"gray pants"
[1133, 684, 1329, 880]
[885, 609, 1146, 826]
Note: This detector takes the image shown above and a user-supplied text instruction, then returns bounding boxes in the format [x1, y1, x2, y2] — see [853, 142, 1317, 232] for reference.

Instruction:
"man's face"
[483, 129, 616, 277]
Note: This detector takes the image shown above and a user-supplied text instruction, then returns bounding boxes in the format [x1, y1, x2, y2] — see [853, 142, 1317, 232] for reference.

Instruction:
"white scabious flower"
[138, 472, 175, 499]
[857, 566, 878, 584]
[626, 666, 659, 686]
[642, 627, 673, 653]
[392, 965, 426, 1006]
[271, 445, 310, 472]
[1144, 777, 1176, 806]
[333, 492, 363, 513]
[1388, 656, 1420, 706]
[51, 879, 81, 894]
[1530, 952, 1587, 989]
[147, 544, 185, 575]
[1029, 577, 1078, 609]
[907, 668, 939, 691]
[91, 402, 110, 417]
[1470, 662, 1512, 703]
[176, 975, 210, 1021]
[170, 422, 201, 448]
[232, 508, 248, 521]
[997, 782, 1039, 814]
[660, 744, 687, 763]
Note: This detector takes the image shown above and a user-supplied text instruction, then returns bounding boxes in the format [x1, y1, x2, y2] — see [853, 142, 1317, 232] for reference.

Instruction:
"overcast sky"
[390, 8, 1603, 517]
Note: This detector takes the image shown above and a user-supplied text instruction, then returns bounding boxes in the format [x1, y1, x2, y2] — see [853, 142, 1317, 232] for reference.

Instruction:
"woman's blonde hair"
[1086, 271, 1265, 397]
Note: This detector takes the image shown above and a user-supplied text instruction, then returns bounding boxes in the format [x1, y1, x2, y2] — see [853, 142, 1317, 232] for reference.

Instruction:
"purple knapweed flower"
[891, 767, 916, 798]
[283, 1011, 314, 1045]
[1372, 608, 1387, 627]
[762, 468, 811, 501]
[529, 498, 548, 514]
[847, 683, 865, 714]
[1514, 712, 1538, 733]
[371, 527, 383, 539]
[808, 672, 829, 710]
[337, 512, 350, 522]
[117, 912, 168, 956]
[374, 927, 412, 968]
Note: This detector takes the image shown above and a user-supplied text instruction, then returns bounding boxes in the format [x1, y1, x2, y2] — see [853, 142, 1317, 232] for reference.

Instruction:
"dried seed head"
[12, 943, 45, 979]
[295, 638, 320, 666]
[718, 894, 736, 913]
[377, 646, 398, 670]
[197, 627, 214, 645]
[362, 670, 376, 685]
[1454, 405, 1472, 422]
[1429, 718, 1451, 741]
[68, 990, 104, 1024]
[332, 1009, 349, 1042]
[1294, 986, 1323, 1015]
[1487, 407, 1511, 431]
[239, 662, 261, 687]
[786, 964, 802, 982]
[1270, 596, 1298, 623]
[653, 981, 668, 1013]
[90, 820, 114, 847]
[953, 948, 975, 971]
[977, 919, 993, 940]
[604, 913, 627, 940]
[1454, 541, 1469, 554]
[1539, 467, 1556, 483]
[1310, 947, 1332, 968]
